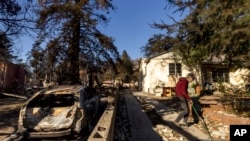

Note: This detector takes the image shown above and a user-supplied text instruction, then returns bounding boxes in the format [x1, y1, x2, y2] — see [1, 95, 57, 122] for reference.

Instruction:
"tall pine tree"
[117, 50, 133, 83]
[151, 0, 250, 68]
[31, 0, 119, 84]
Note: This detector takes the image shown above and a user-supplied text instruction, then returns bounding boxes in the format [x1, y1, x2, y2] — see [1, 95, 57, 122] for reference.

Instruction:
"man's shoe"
[180, 123, 188, 128]
[187, 122, 193, 126]
[181, 122, 192, 128]
[174, 121, 181, 127]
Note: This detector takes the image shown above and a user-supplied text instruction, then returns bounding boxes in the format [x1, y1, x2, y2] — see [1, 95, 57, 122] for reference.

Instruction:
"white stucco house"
[139, 51, 250, 96]
[138, 51, 192, 95]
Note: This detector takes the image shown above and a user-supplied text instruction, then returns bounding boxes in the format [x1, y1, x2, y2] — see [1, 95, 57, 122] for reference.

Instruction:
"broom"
[192, 104, 213, 140]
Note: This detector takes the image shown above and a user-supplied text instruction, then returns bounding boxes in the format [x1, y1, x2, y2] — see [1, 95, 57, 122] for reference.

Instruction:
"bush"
[221, 95, 250, 118]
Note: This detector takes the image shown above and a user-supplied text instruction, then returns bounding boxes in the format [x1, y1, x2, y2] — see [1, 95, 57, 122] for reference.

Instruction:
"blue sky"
[18, 0, 186, 61]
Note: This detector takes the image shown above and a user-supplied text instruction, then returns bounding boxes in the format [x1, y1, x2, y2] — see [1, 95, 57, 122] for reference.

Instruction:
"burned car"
[17, 85, 100, 139]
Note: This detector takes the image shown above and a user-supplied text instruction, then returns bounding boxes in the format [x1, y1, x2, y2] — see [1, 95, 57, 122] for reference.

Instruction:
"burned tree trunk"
[67, 0, 81, 85]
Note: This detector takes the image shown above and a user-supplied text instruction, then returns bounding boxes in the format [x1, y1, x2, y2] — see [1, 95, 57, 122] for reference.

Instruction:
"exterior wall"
[0, 62, 25, 91]
[139, 52, 250, 95]
[201, 64, 250, 87]
[139, 58, 147, 92]
[139, 52, 192, 94]
[229, 68, 250, 85]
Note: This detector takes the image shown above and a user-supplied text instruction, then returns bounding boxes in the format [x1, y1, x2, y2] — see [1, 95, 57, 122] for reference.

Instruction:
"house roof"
[142, 50, 178, 64]
[145, 47, 175, 60]
[147, 50, 172, 60]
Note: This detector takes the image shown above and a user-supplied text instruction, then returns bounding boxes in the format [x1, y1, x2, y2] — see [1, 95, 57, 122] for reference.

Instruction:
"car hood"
[23, 106, 76, 131]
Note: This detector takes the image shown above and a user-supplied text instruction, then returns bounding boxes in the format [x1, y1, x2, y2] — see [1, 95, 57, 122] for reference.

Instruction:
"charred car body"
[17, 85, 100, 139]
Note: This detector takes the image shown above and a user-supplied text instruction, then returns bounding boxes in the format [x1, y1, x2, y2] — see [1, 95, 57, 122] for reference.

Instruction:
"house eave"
[201, 61, 228, 65]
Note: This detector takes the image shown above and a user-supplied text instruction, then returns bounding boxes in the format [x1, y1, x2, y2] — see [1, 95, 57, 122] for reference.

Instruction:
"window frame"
[169, 63, 182, 76]
[212, 68, 229, 82]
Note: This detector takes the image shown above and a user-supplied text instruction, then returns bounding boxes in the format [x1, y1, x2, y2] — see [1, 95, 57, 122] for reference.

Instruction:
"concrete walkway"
[124, 93, 162, 141]
[134, 92, 210, 141]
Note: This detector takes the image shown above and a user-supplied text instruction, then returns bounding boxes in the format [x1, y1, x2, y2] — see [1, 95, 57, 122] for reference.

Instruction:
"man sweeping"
[174, 73, 195, 127]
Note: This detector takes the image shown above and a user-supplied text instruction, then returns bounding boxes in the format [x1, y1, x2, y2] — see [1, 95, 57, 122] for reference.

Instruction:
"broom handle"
[192, 105, 213, 139]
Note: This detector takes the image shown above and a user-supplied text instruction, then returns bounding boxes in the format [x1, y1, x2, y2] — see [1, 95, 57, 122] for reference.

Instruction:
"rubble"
[123, 91, 250, 141]
[154, 124, 183, 141]
[134, 92, 249, 141]
[114, 93, 132, 141]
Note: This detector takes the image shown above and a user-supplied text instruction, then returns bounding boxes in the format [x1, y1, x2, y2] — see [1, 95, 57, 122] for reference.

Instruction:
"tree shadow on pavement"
[145, 107, 201, 141]
[124, 92, 163, 141]
[139, 96, 204, 141]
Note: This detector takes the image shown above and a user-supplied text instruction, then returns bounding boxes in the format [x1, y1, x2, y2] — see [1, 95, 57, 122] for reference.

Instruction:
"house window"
[169, 63, 182, 76]
[212, 68, 229, 82]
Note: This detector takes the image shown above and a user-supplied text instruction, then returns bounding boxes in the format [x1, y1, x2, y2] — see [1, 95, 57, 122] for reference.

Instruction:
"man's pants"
[175, 96, 189, 124]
